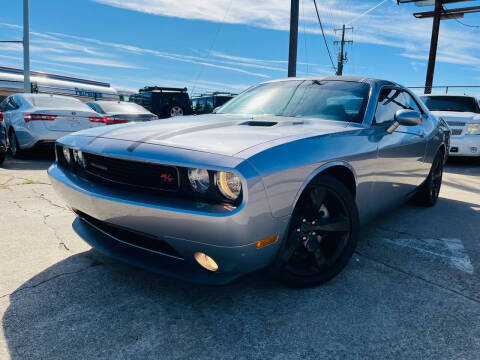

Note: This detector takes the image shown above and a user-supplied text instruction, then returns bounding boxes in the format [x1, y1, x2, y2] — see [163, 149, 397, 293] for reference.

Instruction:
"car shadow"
[2, 196, 479, 359]
[0, 150, 55, 171]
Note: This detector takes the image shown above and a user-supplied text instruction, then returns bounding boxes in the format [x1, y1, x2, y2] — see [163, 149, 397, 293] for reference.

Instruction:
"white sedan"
[0, 93, 106, 157]
[420, 94, 480, 157]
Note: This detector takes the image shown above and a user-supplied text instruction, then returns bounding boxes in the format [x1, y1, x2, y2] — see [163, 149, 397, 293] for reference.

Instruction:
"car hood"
[73, 114, 357, 157]
[430, 111, 480, 124]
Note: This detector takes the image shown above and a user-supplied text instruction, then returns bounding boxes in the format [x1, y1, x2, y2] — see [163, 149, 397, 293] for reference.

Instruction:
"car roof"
[88, 100, 130, 105]
[15, 93, 80, 101]
[261, 76, 403, 88]
[420, 94, 477, 99]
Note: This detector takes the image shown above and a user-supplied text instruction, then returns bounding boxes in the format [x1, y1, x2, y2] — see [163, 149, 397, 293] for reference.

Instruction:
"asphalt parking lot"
[0, 152, 479, 360]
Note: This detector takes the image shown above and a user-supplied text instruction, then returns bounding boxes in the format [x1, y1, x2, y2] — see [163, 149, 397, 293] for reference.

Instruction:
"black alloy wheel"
[413, 151, 443, 207]
[277, 175, 359, 287]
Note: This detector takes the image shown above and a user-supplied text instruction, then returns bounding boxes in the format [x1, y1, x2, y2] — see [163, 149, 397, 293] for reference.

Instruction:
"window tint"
[196, 98, 206, 113]
[8, 97, 19, 110]
[191, 99, 198, 111]
[0, 98, 9, 112]
[375, 88, 418, 125]
[25, 95, 91, 111]
[96, 101, 148, 114]
[404, 92, 421, 113]
[205, 97, 214, 112]
[419, 96, 480, 113]
[218, 80, 370, 123]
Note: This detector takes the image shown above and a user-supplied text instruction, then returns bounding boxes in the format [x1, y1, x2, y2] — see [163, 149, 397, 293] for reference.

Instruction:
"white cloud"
[54, 56, 145, 69]
[91, 0, 480, 71]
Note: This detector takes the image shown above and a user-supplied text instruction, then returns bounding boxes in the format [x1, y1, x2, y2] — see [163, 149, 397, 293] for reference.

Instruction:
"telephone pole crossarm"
[398, 0, 480, 94]
[333, 24, 353, 76]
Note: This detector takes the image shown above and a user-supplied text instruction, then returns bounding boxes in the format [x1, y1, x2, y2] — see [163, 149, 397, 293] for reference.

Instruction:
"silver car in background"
[86, 101, 158, 124]
[420, 94, 480, 157]
[1, 94, 106, 157]
[49, 77, 449, 287]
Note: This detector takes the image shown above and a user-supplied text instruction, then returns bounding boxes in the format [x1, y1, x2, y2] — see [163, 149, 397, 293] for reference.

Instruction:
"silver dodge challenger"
[48, 77, 449, 287]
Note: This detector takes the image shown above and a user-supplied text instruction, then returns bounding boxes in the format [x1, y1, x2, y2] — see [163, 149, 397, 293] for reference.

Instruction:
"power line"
[313, 0, 337, 72]
[454, 17, 480, 27]
[190, 0, 233, 96]
[443, 5, 480, 28]
[301, 0, 309, 74]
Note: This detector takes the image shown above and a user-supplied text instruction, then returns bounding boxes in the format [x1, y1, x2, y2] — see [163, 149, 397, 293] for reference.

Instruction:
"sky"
[0, 0, 480, 96]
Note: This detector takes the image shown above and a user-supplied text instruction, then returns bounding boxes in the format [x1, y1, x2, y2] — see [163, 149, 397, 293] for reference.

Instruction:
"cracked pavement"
[0, 152, 479, 360]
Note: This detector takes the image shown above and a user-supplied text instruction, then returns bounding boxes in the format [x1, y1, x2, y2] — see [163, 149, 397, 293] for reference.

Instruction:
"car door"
[372, 87, 428, 207]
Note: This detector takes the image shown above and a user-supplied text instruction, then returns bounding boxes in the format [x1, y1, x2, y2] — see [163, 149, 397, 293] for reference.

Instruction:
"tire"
[275, 174, 360, 287]
[8, 130, 22, 158]
[167, 105, 184, 118]
[412, 151, 443, 207]
[0, 150, 4, 165]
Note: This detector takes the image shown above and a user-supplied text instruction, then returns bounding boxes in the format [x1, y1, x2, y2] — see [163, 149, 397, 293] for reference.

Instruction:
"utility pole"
[398, 0, 480, 94]
[334, 24, 353, 76]
[288, 0, 299, 77]
[424, 0, 441, 94]
[23, 0, 31, 93]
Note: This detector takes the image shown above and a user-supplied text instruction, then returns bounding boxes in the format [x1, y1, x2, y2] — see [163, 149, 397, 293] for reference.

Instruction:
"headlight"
[188, 168, 210, 193]
[73, 149, 87, 168]
[466, 124, 480, 135]
[62, 146, 71, 163]
[216, 171, 242, 201]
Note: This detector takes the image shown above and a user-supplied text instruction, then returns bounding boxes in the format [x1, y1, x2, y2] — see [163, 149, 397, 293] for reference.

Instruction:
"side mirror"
[387, 109, 421, 134]
[212, 106, 220, 114]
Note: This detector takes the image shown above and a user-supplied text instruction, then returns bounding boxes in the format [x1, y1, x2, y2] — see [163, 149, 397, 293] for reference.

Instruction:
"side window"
[191, 99, 198, 111]
[205, 97, 214, 112]
[93, 104, 104, 113]
[374, 88, 412, 125]
[8, 97, 19, 110]
[403, 92, 421, 114]
[0, 98, 8, 112]
[197, 98, 206, 113]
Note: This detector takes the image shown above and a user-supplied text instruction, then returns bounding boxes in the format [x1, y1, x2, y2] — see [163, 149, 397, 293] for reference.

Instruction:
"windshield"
[420, 96, 480, 113]
[97, 102, 150, 114]
[27, 95, 92, 111]
[217, 80, 371, 123]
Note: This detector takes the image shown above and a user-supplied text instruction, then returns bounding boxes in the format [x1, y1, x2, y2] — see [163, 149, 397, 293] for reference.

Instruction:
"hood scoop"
[240, 121, 278, 127]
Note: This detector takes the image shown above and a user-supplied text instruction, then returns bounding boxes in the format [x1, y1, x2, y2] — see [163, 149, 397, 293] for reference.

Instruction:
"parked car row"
[0, 94, 157, 158]
[191, 92, 236, 115]
[128, 87, 237, 118]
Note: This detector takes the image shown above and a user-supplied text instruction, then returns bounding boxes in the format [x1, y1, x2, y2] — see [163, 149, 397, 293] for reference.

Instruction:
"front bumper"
[48, 164, 288, 284]
[449, 135, 480, 157]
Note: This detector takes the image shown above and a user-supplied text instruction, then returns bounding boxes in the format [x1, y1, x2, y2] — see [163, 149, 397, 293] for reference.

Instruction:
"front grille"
[451, 129, 463, 136]
[83, 153, 179, 192]
[56, 145, 241, 207]
[75, 210, 183, 260]
[447, 121, 466, 127]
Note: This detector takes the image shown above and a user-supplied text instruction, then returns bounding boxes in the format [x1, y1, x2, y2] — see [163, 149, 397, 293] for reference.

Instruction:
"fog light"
[194, 252, 218, 272]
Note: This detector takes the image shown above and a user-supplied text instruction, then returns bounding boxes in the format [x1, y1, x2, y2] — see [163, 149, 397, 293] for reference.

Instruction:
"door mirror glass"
[394, 109, 421, 126]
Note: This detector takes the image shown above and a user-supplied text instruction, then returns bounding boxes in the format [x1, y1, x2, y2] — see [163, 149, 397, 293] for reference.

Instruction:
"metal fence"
[409, 86, 480, 96]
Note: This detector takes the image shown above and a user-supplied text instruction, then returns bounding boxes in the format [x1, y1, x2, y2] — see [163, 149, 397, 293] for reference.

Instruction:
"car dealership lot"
[0, 154, 479, 360]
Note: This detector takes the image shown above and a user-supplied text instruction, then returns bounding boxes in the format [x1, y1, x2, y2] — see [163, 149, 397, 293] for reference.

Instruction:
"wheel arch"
[292, 161, 357, 212]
